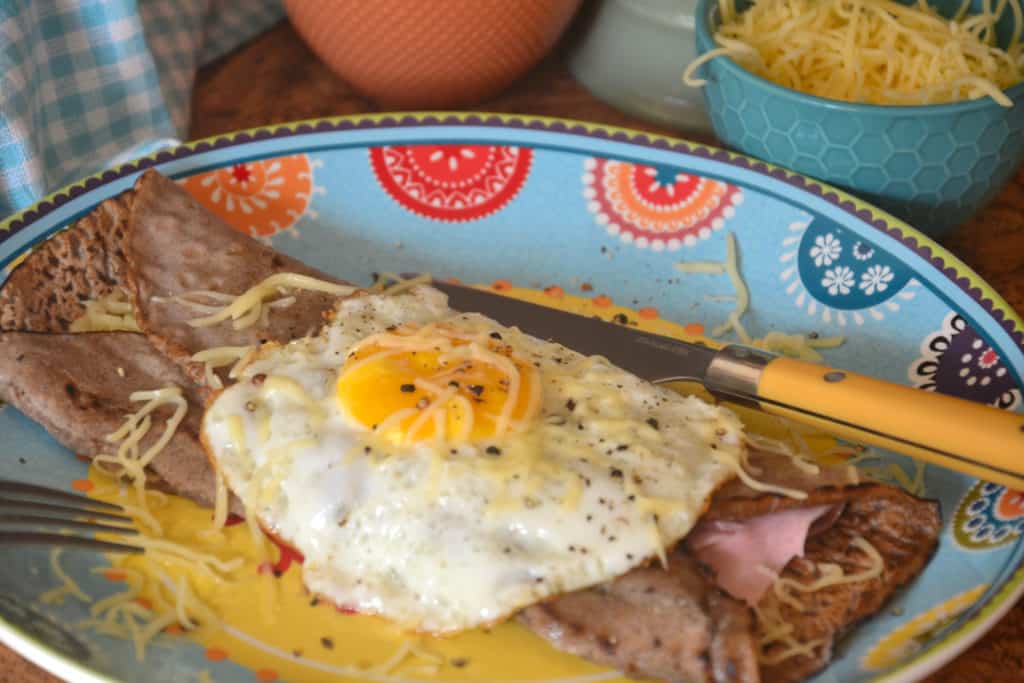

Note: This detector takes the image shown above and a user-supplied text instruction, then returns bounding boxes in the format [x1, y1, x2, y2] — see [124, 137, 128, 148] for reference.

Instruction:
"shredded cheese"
[770, 536, 884, 610]
[39, 549, 92, 605]
[745, 433, 822, 475]
[177, 273, 356, 330]
[211, 468, 228, 531]
[755, 537, 883, 664]
[360, 639, 445, 675]
[373, 271, 434, 297]
[847, 450, 928, 496]
[70, 288, 141, 333]
[92, 386, 188, 534]
[684, 0, 1024, 106]
[674, 261, 727, 274]
[710, 233, 751, 340]
[346, 323, 541, 443]
[750, 332, 846, 363]
[190, 345, 256, 389]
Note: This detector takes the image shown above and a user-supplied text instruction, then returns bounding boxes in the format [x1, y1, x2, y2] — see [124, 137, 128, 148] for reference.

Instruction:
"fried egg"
[200, 285, 745, 633]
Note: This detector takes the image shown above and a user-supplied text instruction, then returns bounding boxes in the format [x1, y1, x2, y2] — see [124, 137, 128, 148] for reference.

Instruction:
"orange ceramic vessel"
[284, 0, 583, 108]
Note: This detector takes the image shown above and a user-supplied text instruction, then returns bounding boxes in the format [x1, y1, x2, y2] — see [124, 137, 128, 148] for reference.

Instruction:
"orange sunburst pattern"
[181, 155, 316, 238]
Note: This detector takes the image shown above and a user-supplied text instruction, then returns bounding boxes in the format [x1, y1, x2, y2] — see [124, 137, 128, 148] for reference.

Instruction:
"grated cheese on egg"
[201, 285, 750, 633]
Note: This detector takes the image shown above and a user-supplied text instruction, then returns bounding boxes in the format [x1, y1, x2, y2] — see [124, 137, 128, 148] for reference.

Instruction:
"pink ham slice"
[688, 504, 836, 605]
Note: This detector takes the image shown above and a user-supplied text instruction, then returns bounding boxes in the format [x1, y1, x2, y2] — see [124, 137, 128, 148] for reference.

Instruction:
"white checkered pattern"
[0, 0, 284, 218]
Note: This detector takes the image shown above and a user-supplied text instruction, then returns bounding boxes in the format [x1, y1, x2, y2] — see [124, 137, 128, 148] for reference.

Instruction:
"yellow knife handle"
[756, 356, 1024, 490]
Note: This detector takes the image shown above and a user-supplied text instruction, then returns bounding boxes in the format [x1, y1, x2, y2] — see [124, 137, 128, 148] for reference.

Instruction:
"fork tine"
[0, 531, 141, 554]
[0, 480, 123, 512]
[0, 500, 133, 524]
[0, 514, 139, 535]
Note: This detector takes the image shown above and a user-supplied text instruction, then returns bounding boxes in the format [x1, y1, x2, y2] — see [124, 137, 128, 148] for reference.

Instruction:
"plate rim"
[0, 111, 1021, 683]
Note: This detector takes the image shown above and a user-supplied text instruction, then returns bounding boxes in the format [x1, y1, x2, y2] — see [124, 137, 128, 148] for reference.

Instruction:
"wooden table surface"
[6, 18, 1024, 683]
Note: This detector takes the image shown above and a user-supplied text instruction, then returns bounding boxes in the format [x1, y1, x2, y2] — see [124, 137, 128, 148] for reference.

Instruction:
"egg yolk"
[336, 326, 541, 445]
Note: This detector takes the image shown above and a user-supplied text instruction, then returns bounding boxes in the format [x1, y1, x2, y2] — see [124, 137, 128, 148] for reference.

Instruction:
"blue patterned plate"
[0, 114, 1021, 683]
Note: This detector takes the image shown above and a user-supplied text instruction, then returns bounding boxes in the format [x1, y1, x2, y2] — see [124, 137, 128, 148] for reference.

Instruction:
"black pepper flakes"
[485, 446, 502, 456]
[646, 417, 660, 430]
[468, 384, 484, 397]
[610, 467, 623, 478]
[566, 398, 577, 411]
[616, 444, 629, 451]
[321, 637, 334, 649]
[310, 597, 320, 607]
[612, 313, 629, 325]
[451, 658, 469, 668]
[448, 380, 460, 388]
[400, 383, 416, 393]
[489, 332, 502, 340]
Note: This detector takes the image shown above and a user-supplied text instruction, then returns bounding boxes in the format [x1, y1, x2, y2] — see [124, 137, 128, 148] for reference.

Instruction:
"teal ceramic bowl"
[694, 0, 1024, 237]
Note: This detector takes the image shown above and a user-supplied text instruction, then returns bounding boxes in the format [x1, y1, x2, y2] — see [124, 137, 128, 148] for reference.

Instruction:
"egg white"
[201, 286, 745, 633]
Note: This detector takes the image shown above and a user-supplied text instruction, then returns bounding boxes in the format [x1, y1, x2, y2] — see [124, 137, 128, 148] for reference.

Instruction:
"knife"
[432, 280, 1024, 490]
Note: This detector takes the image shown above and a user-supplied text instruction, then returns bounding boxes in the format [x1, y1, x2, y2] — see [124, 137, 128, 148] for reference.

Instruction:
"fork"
[0, 480, 141, 553]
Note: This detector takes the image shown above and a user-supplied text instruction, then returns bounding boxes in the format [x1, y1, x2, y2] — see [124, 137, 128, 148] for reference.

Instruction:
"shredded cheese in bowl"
[684, 0, 1024, 106]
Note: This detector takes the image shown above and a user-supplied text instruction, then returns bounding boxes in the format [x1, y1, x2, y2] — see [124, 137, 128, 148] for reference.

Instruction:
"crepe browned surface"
[703, 450, 860, 521]
[519, 550, 759, 683]
[757, 484, 941, 683]
[0, 193, 133, 332]
[522, 458, 940, 683]
[124, 169, 349, 386]
[0, 331, 239, 513]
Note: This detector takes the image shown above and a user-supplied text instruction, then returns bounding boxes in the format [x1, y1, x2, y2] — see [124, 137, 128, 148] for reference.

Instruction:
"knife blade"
[435, 280, 718, 384]
[432, 279, 1024, 490]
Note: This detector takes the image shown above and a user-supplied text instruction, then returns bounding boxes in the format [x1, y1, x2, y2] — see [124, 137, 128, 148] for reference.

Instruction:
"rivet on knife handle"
[707, 350, 1024, 491]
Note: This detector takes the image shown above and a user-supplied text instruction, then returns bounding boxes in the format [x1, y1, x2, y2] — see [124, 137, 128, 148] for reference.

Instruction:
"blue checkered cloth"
[0, 0, 285, 218]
